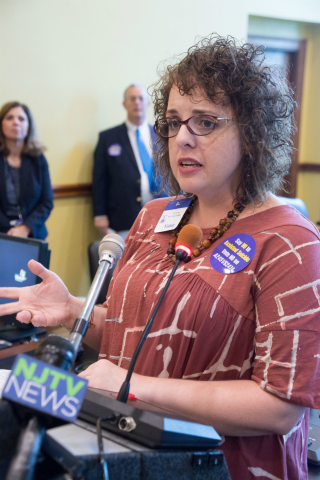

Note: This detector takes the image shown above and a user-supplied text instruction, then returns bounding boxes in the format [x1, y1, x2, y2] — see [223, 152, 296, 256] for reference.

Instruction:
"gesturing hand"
[0, 259, 78, 329]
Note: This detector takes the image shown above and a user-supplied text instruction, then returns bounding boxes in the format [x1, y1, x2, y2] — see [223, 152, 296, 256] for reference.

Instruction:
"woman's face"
[167, 86, 242, 203]
[1, 106, 29, 143]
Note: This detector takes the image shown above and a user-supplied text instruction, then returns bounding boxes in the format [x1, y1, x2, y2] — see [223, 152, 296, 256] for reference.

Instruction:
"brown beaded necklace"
[167, 196, 245, 264]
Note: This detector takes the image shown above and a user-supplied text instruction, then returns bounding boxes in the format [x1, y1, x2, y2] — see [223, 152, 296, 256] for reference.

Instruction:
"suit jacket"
[92, 123, 158, 232]
[0, 153, 54, 240]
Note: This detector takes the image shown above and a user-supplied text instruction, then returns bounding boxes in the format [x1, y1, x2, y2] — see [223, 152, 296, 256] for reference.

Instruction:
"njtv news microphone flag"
[3, 354, 88, 422]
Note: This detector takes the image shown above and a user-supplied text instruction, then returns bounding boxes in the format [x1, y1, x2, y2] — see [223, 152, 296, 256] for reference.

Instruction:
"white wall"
[247, 0, 320, 24]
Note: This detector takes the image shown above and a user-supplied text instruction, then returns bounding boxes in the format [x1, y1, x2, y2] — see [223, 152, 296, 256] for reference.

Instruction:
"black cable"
[96, 415, 119, 480]
[117, 249, 187, 403]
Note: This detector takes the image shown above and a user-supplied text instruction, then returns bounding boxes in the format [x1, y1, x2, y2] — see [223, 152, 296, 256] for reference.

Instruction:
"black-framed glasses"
[154, 115, 235, 138]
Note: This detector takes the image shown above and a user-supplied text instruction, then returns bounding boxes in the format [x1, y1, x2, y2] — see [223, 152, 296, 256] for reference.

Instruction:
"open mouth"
[179, 159, 203, 169]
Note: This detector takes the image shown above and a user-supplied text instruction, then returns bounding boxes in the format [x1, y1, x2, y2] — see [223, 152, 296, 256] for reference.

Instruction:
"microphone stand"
[5, 236, 123, 480]
[117, 249, 187, 403]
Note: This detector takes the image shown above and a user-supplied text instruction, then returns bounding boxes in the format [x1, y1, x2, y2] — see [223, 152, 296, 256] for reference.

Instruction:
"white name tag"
[154, 198, 193, 233]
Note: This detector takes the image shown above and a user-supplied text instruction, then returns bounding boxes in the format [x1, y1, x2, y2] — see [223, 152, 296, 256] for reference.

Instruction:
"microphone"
[117, 225, 202, 403]
[69, 233, 125, 354]
[32, 233, 125, 371]
[3, 233, 125, 480]
[174, 224, 203, 260]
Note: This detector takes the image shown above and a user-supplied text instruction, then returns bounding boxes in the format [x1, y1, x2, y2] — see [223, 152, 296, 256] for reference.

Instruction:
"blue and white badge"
[9, 218, 23, 227]
[154, 198, 193, 233]
[210, 233, 256, 274]
[2, 354, 88, 422]
[108, 144, 122, 156]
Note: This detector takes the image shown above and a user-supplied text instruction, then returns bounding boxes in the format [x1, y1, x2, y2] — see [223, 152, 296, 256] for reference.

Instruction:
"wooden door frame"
[248, 35, 307, 197]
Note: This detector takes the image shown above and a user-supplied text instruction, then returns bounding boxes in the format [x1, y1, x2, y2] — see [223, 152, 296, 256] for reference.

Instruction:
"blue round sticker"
[210, 234, 256, 274]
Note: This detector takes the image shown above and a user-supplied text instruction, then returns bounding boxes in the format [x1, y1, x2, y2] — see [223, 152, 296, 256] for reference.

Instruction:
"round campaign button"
[108, 144, 122, 156]
[210, 233, 256, 274]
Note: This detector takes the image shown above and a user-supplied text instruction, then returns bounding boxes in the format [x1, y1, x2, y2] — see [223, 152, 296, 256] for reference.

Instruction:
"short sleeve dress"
[99, 197, 320, 480]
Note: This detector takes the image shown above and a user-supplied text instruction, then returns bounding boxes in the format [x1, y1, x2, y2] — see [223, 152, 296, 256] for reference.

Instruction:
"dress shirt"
[125, 120, 153, 206]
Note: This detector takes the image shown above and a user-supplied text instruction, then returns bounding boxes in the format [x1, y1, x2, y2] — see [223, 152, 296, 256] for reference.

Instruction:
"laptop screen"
[0, 233, 50, 323]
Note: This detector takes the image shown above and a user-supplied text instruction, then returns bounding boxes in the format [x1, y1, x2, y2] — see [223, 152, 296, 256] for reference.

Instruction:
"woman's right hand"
[0, 259, 81, 329]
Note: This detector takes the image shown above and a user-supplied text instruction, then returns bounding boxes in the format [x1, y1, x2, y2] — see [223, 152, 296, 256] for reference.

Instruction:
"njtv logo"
[3, 354, 88, 421]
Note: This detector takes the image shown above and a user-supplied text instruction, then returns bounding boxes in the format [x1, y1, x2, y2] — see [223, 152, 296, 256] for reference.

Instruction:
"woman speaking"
[0, 36, 319, 479]
[0, 101, 53, 239]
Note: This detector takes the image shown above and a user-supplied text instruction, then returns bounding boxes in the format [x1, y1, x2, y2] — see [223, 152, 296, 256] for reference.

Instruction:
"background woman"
[0, 101, 53, 239]
[0, 36, 320, 479]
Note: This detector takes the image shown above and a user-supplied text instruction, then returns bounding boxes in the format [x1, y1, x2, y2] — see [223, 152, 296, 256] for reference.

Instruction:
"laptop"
[0, 233, 50, 342]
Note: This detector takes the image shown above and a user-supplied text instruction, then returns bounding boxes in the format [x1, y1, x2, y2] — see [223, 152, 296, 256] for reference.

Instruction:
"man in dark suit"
[92, 83, 162, 236]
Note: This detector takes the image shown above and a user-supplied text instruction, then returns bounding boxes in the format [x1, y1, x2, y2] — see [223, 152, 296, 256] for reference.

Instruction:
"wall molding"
[52, 183, 92, 198]
[52, 165, 320, 199]
[298, 163, 320, 173]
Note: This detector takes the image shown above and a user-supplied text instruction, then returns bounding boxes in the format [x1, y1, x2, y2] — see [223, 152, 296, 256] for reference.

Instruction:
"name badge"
[154, 198, 193, 233]
[2, 354, 88, 422]
[108, 144, 122, 156]
[9, 218, 23, 227]
[210, 233, 256, 274]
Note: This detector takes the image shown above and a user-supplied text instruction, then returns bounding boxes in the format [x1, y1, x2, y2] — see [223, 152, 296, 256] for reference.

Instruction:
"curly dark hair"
[0, 101, 45, 157]
[151, 34, 296, 204]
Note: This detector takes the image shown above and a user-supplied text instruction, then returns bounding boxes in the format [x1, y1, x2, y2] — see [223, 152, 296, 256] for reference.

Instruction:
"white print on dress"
[247, 467, 282, 479]
[240, 346, 255, 377]
[210, 295, 221, 318]
[183, 315, 243, 380]
[113, 325, 145, 366]
[148, 292, 196, 341]
[258, 237, 319, 274]
[116, 238, 160, 323]
[283, 416, 304, 444]
[158, 347, 173, 378]
[112, 292, 196, 367]
[147, 257, 210, 296]
[262, 231, 302, 263]
[138, 207, 148, 228]
[256, 330, 298, 400]
[274, 279, 320, 323]
[218, 274, 227, 291]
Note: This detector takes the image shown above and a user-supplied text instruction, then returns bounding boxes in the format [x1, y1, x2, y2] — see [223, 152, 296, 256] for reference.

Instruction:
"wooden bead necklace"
[167, 196, 246, 264]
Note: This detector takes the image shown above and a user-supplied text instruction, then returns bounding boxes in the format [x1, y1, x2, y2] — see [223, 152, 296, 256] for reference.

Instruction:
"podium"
[42, 388, 232, 480]
[44, 422, 230, 480]
[0, 339, 231, 479]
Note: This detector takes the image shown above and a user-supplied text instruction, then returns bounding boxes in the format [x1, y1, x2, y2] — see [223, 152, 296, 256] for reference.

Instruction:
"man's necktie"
[136, 128, 154, 190]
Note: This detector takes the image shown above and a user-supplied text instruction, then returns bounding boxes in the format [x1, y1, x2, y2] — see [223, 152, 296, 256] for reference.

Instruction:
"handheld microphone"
[3, 233, 125, 480]
[117, 225, 202, 403]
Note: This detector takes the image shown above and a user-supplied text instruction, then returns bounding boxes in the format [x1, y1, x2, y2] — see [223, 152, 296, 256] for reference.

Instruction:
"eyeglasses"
[154, 115, 235, 138]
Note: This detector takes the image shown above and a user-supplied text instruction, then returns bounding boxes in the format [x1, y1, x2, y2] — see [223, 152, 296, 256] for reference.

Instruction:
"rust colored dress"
[100, 197, 320, 480]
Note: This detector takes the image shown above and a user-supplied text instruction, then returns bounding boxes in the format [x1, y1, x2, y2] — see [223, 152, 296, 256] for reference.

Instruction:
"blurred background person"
[0, 101, 53, 240]
[92, 83, 166, 238]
